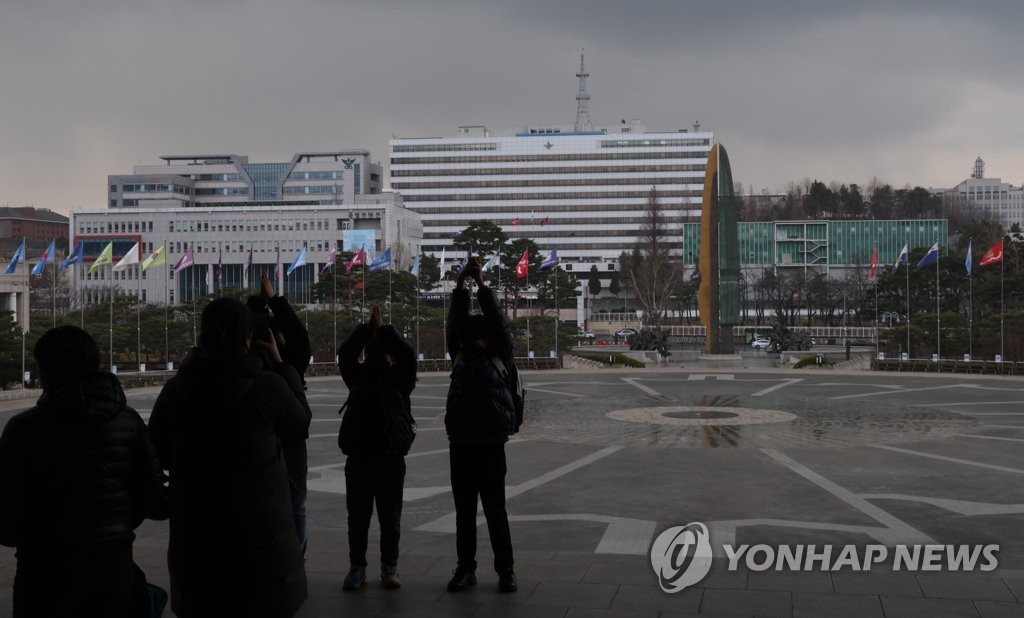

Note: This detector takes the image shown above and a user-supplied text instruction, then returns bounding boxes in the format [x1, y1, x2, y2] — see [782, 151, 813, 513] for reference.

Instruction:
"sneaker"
[381, 565, 402, 589]
[343, 565, 367, 591]
[446, 568, 477, 592]
[497, 569, 518, 593]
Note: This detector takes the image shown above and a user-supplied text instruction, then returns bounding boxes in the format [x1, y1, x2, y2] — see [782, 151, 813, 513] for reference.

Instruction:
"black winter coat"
[337, 324, 417, 456]
[0, 371, 162, 615]
[445, 286, 517, 444]
[148, 349, 310, 617]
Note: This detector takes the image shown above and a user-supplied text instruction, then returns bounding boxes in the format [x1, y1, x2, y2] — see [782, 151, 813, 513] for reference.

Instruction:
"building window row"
[166, 218, 331, 233]
[195, 187, 251, 197]
[282, 185, 339, 195]
[390, 164, 706, 177]
[193, 173, 243, 181]
[287, 171, 341, 180]
[407, 190, 701, 202]
[121, 183, 193, 194]
[392, 143, 498, 152]
[412, 202, 701, 215]
[391, 177, 700, 190]
[390, 152, 710, 165]
[600, 138, 711, 148]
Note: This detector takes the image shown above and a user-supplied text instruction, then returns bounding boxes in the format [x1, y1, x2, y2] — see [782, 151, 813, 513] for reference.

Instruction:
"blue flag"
[409, 254, 420, 279]
[3, 240, 25, 275]
[369, 247, 392, 272]
[890, 244, 908, 275]
[915, 242, 939, 269]
[540, 248, 559, 271]
[965, 239, 973, 276]
[286, 246, 307, 276]
[60, 241, 84, 271]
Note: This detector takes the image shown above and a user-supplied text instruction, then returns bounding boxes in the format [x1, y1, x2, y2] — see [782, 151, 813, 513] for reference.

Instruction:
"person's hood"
[36, 370, 129, 424]
[177, 347, 262, 405]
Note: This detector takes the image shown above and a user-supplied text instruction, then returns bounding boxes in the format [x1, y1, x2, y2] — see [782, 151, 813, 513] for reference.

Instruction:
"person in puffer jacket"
[337, 304, 417, 591]
[0, 325, 163, 617]
[443, 256, 519, 594]
[148, 298, 310, 617]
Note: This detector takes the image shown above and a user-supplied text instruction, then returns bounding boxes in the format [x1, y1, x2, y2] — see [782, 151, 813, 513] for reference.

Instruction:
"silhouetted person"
[0, 325, 162, 617]
[248, 269, 313, 554]
[149, 298, 310, 617]
[337, 305, 417, 590]
[444, 256, 518, 593]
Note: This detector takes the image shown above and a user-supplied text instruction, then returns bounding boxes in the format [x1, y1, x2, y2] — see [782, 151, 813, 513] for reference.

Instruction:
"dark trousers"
[345, 454, 406, 568]
[449, 442, 514, 573]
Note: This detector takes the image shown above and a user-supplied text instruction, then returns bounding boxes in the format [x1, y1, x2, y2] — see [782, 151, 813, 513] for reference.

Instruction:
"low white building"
[69, 194, 421, 306]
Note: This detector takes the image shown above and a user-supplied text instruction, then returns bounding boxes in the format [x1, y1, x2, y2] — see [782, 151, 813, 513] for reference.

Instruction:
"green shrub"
[576, 352, 646, 368]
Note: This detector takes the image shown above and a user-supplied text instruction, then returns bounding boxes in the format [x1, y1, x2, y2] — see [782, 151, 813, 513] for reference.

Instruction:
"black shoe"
[447, 568, 477, 592]
[498, 570, 518, 593]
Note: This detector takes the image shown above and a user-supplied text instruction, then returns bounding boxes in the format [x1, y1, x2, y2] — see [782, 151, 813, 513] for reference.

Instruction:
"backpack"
[490, 355, 525, 433]
[337, 386, 417, 455]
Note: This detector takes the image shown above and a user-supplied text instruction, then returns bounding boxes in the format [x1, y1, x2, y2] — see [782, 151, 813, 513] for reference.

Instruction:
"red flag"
[345, 247, 366, 273]
[869, 245, 878, 279]
[979, 241, 1003, 267]
[515, 249, 529, 279]
[511, 217, 520, 226]
[540, 217, 549, 226]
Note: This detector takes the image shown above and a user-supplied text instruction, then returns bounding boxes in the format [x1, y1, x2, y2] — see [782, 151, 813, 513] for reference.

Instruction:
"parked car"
[615, 328, 638, 338]
[751, 338, 771, 350]
[849, 338, 873, 346]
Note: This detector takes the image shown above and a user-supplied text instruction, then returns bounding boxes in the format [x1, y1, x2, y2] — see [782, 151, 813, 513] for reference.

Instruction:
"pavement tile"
[747, 571, 833, 593]
[974, 601, 1024, 618]
[525, 581, 618, 609]
[832, 571, 922, 597]
[917, 574, 1016, 602]
[566, 609, 661, 618]
[607, 583, 702, 614]
[584, 560, 660, 586]
[881, 595, 981, 617]
[792, 592, 883, 618]
[700, 588, 791, 617]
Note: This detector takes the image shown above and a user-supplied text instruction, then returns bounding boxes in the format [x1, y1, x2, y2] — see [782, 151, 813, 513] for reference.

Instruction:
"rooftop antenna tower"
[971, 156, 984, 179]
[574, 50, 592, 132]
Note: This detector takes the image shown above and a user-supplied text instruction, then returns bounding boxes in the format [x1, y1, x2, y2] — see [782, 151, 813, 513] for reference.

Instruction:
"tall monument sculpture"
[697, 144, 741, 354]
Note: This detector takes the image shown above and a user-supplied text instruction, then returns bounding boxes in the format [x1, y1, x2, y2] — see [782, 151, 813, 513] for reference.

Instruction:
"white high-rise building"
[944, 157, 1024, 229]
[389, 122, 713, 278]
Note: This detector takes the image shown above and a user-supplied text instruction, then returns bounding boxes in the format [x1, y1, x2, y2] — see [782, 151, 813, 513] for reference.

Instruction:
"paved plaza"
[4, 366, 1024, 616]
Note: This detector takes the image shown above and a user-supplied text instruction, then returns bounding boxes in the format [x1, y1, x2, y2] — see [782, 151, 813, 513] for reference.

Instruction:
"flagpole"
[935, 241, 940, 360]
[109, 263, 114, 372]
[554, 267, 558, 361]
[905, 240, 910, 358]
[137, 262, 141, 371]
[164, 242, 169, 369]
[388, 266, 393, 324]
[50, 254, 56, 327]
[332, 262, 338, 359]
[190, 260, 196, 346]
[1001, 256, 1005, 360]
[968, 238, 973, 360]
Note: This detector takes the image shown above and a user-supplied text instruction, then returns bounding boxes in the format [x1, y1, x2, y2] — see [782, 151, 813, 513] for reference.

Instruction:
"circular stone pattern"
[607, 406, 797, 427]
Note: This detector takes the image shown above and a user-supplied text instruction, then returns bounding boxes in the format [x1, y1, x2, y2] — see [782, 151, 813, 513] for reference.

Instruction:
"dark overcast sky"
[3, 1, 1023, 214]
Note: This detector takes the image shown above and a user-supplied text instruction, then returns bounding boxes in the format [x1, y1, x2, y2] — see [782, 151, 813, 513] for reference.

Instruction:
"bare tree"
[623, 187, 684, 327]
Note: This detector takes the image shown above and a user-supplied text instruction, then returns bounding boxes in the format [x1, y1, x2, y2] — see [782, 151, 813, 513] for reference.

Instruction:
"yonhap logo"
[649, 522, 714, 593]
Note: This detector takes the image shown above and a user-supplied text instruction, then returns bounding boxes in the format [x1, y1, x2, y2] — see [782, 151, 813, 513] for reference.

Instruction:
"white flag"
[112, 242, 140, 272]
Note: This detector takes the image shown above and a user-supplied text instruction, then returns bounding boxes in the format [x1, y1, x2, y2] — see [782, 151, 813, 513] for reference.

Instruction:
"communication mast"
[574, 50, 592, 132]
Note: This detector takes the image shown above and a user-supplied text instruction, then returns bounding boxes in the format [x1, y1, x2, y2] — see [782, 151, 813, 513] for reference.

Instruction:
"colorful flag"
[88, 242, 114, 274]
[979, 241, 1004, 267]
[540, 248, 559, 271]
[515, 249, 529, 279]
[915, 242, 939, 269]
[243, 245, 254, 278]
[540, 217, 550, 226]
[457, 249, 472, 274]
[482, 251, 500, 272]
[511, 217, 520, 226]
[320, 247, 338, 276]
[142, 244, 166, 272]
[112, 242, 140, 272]
[31, 257, 46, 276]
[438, 247, 446, 281]
[410, 254, 421, 279]
[216, 250, 224, 286]
[345, 247, 366, 273]
[869, 245, 878, 279]
[286, 246, 307, 276]
[60, 241, 84, 271]
[3, 240, 25, 275]
[368, 247, 393, 272]
[273, 246, 281, 280]
[965, 239, 973, 276]
[173, 247, 194, 273]
[890, 244, 908, 276]
[40, 239, 56, 264]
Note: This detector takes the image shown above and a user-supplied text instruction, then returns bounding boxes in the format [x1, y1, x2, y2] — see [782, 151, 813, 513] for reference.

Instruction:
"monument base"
[696, 353, 744, 369]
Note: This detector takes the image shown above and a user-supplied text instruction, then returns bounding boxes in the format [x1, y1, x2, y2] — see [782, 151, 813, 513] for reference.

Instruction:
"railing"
[873, 359, 1024, 375]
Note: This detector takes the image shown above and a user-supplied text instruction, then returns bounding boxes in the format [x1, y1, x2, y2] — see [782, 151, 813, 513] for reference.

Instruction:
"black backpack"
[490, 355, 525, 433]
